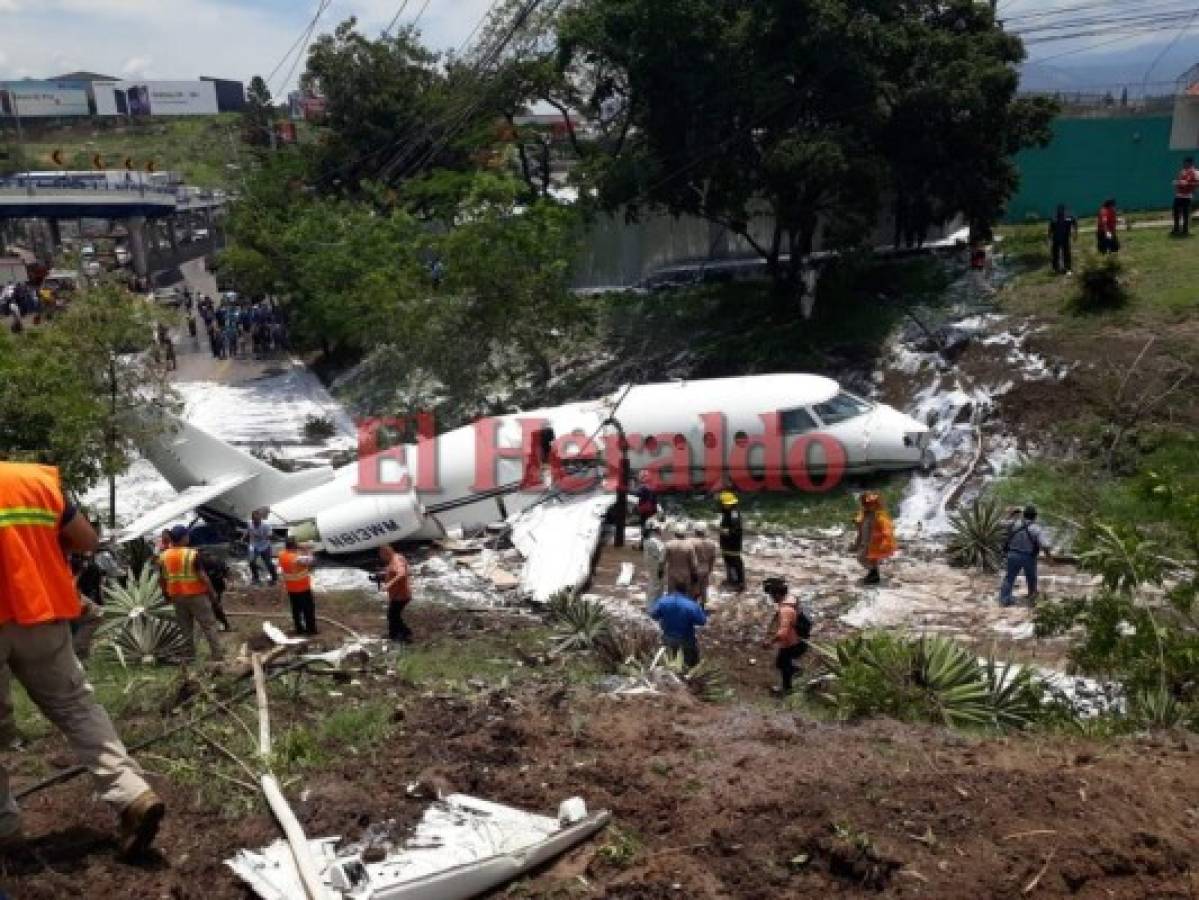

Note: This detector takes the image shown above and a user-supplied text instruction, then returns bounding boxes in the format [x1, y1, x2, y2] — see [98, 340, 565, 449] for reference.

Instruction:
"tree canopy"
[556, 0, 1056, 284]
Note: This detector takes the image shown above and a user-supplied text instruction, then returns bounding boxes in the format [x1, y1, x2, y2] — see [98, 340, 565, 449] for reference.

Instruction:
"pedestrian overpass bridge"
[0, 186, 180, 220]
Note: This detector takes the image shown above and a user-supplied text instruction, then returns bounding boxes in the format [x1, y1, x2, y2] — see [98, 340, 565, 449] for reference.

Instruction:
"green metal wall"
[1006, 115, 1190, 222]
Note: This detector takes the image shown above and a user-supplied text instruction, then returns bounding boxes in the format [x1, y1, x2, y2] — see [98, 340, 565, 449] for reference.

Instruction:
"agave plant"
[681, 661, 733, 704]
[980, 656, 1046, 730]
[1132, 687, 1182, 729]
[947, 498, 1008, 572]
[912, 637, 992, 728]
[594, 624, 661, 673]
[816, 633, 1046, 730]
[548, 594, 612, 654]
[96, 567, 185, 665]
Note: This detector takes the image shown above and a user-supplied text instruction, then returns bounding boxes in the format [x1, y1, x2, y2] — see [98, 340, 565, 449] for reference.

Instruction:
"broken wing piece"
[510, 492, 616, 603]
[112, 474, 257, 544]
[227, 794, 611, 900]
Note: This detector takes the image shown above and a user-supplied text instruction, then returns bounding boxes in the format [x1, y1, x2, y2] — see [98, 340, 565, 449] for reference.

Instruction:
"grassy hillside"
[3, 114, 245, 188]
[993, 217, 1199, 552]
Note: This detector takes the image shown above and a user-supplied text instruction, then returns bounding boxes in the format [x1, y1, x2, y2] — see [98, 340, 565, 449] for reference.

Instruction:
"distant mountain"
[1018, 35, 1199, 96]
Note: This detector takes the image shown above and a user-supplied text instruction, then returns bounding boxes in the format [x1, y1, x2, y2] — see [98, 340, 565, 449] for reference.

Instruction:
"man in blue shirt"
[649, 583, 707, 670]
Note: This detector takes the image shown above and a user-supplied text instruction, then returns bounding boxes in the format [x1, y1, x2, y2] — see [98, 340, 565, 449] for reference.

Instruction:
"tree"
[303, 18, 468, 191]
[557, 0, 1056, 288]
[242, 75, 276, 149]
[0, 285, 175, 522]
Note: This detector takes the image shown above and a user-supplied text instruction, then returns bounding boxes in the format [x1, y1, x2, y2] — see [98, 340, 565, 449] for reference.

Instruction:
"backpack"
[785, 601, 813, 641]
[1003, 523, 1040, 555]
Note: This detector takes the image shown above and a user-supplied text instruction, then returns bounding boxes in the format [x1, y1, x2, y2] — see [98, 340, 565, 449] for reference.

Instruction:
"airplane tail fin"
[144, 416, 334, 511]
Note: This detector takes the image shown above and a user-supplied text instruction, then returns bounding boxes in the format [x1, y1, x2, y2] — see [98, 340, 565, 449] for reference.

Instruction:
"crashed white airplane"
[119, 374, 930, 560]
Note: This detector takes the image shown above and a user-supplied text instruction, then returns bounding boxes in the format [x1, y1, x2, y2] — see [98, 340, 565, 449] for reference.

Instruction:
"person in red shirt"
[1173, 157, 1197, 236]
[1097, 199, 1120, 255]
[379, 544, 413, 643]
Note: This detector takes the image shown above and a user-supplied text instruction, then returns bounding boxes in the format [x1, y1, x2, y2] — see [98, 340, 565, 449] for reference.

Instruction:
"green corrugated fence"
[1006, 115, 1190, 222]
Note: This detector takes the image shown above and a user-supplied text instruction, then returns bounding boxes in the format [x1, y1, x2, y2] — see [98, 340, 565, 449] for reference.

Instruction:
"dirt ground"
[0, 587, 1195, 900]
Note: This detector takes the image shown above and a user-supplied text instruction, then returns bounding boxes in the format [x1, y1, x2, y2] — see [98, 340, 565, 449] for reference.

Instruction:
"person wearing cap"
[642, 519, 666, 607]
[158, 525, 225, 662]
[0, 461, 165, 857]
[278, 537, 318, 635]
[851, 492, 896, 585]
[763, 577, 809, 696]
[649, 583, 707, 670]
[691, 522, 719, 605]
[999, 505, 1052, 607]
[663, 522, 699, 599]
[717, 491, 745, 591]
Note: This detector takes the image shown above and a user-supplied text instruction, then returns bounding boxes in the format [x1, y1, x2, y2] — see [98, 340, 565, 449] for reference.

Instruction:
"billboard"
[94, 80, 219, 117]
[0, 81, 89, 117]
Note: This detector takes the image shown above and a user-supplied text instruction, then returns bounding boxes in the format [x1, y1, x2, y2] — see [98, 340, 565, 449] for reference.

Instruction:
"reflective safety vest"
[279, 549, 312, 593]
[0, 462, 81, 625]
[160, 547, 207, 597]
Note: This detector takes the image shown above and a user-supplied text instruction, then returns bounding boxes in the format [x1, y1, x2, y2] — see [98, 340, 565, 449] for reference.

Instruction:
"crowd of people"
[191, 291, 289, 361]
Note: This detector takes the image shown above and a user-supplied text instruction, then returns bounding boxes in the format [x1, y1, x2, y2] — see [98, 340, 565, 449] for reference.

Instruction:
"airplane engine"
[300, 490, 427, 554]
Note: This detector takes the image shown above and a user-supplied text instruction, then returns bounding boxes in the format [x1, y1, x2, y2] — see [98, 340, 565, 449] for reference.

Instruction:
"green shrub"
[1070, 255, 1128, 313]
[816, 634, 1048, 730]
[947, 497, 1008, 571]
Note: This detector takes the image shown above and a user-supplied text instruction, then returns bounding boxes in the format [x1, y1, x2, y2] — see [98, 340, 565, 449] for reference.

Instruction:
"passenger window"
[812, 391, 872, 426]
[780, 407, 817, 434]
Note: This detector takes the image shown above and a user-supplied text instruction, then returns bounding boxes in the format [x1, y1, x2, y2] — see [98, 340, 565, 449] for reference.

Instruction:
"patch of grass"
[320, 701, 396, 750]
[673, 473, 910, 532]
[999, 220, 1199, 327]
[597, 825, 643, 868]
[994, 432, 1199, 556]
[14, 115, 245, 188]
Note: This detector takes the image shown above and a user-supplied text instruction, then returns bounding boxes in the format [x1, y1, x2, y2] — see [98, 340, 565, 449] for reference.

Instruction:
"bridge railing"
[0, 180, 179, 199]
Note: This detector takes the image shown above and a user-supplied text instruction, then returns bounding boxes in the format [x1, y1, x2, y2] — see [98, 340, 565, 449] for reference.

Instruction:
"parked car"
[80, 243, 96, 258]
[114, 247, 131, 266]
[193, 227, 210, 241]
[152, 286, 182, 306]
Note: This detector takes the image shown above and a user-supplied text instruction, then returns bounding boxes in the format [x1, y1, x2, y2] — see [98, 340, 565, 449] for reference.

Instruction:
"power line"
[383, 0, 412, 36]
[1141, 7, 1199, 89]
[269, 0, 332, 98]
[266, 0, 332, 95]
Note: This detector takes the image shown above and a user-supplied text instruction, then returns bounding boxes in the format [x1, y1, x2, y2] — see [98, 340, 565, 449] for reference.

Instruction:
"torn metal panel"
[509, 493, 616, 603]
[227, 794, 611, 900]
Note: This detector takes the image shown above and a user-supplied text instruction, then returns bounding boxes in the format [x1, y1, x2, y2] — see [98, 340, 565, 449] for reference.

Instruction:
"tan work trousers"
[173, 594, 224, 661]
[0, 621, 149, 834]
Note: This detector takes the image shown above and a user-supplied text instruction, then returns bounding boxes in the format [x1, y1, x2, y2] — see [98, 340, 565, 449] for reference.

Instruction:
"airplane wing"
[112, 474, 257, 544]
[510, 491, 617, 603]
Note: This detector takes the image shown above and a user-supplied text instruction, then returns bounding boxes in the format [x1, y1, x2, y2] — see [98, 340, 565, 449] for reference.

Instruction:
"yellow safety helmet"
[718, 491, 739, 507]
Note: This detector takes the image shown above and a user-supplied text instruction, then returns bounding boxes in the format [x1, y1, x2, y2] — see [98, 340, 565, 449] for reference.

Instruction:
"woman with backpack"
[763, 577, 811, 696]
[851, 492, 897, 585]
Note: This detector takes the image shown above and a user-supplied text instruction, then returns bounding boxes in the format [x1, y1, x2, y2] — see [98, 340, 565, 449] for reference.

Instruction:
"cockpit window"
[812, 391, 873, 425]
[779, 407, 818, 434]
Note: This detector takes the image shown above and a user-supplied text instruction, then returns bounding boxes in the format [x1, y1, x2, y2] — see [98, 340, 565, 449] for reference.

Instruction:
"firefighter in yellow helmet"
[717, 491, 745, 591]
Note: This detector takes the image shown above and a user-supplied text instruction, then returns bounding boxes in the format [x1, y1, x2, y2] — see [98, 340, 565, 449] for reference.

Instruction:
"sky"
[1, 0, 1198, 96]
[0, 0, 494, 93]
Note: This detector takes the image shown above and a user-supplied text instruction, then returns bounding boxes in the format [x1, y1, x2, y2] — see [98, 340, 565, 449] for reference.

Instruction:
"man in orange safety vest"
[0, 461, 164, 857]
[158, 525, 224, 661]
[278, 537, 318, 635]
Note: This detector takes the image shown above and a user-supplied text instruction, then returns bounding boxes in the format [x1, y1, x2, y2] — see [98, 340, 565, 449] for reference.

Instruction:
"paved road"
[166, 258, 278, 385]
